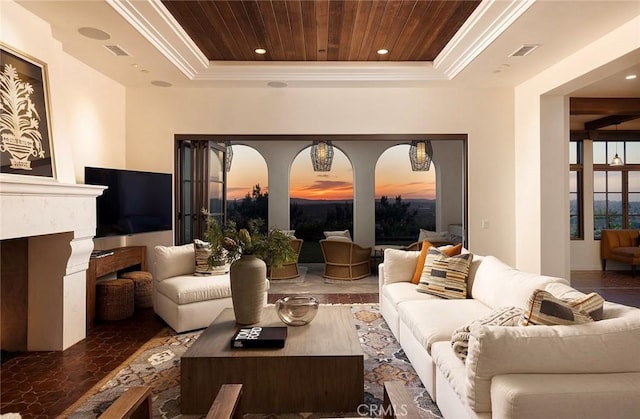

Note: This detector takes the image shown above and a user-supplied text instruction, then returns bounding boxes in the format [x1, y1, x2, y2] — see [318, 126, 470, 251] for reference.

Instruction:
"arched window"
[375, 144, 436, 246]
[290, 145, 353, 262]
[226, 145, 268, 228]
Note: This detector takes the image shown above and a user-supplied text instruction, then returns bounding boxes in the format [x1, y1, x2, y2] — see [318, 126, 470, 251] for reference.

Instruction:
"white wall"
[0, 2, 171, 267]
[126, 86, 516, 263]
[515, 15, 640, 278]
[434, 141, 465, 237]
[2, 0, 127, 184]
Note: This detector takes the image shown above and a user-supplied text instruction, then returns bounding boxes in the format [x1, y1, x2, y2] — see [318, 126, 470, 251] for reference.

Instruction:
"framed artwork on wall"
[0, 43, 55, 178]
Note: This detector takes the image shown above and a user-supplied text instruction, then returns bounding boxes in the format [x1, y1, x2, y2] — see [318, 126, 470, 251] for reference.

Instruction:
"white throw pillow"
[154, 243, 195, 281]
[324, 229, 352, 241]
[418, 229, 450, 243]
[325, 236, 351, 242]
[383, 248, 420, 284]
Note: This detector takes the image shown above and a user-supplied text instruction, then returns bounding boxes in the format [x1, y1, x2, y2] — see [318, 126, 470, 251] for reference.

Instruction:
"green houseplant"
[220, 218, 298, 325]
[226, 218, 297, 268]
[201, 210, 240, 271]
[201, 213, 297, 269]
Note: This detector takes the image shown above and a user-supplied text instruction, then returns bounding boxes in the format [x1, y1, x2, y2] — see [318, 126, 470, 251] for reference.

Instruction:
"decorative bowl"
[275, 296, 319, 326]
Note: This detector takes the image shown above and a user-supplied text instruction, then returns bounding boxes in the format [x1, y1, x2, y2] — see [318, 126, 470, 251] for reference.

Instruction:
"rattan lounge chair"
[268, 238, 304, 280]
[319, 239, 372, 280]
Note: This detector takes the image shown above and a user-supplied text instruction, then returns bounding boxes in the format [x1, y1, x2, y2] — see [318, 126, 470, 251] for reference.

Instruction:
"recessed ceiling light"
[377, 49, 389, 55]
[255, 48, 267, 55]
[78, 27, 111, 40]
[626, 74, 637, 80]
[267, 81, 288, 88]
[151, 80, 172, 87]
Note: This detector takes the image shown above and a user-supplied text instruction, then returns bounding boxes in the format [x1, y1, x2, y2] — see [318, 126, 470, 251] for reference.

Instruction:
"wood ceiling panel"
[346, 0, 372, 60]
[315, 0, 329, 61]
[407, 1, 448, 60]
[420, 1, 480, 59]
[388, 0, 430, 61]
[161, 0, 481, 62]
[300, 0, 317, 60]
[224, 1, 262, 60]
[286, 1, 307, 59]
[366, 0, 402, 61]
[240, 1, 272, 60]
[356, 0, 387, 61]
[272, 1, 296, 60]
[380, 0, 418, 61]
[256, 0, 285, 60]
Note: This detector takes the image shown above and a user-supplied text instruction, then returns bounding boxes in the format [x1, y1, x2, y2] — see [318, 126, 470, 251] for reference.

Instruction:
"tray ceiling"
[161, 0, 481, 62]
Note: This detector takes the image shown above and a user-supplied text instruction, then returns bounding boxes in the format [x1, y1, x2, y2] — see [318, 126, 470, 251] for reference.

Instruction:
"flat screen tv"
[85, 167, 172, 237]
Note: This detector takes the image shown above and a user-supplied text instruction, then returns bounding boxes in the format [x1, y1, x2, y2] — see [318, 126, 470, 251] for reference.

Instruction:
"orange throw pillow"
[411, 242, 462, 284]
[443, 243, 463, 257]
[411, 240, 433, 284]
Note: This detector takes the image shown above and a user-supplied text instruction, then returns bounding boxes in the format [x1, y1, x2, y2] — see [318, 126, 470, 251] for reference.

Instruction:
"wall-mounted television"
[85, 167, 172, 237]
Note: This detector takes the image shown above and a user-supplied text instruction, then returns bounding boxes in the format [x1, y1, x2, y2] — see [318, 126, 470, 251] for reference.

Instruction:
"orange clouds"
[227, 144, 436, 202]
[290, 180, 354, 200]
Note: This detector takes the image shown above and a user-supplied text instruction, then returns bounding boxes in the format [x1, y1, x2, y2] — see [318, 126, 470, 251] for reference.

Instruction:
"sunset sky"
[227, 145, 435, 201]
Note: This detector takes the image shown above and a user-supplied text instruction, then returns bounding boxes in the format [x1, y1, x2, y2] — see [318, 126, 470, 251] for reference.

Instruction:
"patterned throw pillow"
[411, 242, 463, 284]
[520, 289, 594, 326]
[417, 248, 473, 299]
[569, 292, 605, 321]
[193, 239, 212, 276]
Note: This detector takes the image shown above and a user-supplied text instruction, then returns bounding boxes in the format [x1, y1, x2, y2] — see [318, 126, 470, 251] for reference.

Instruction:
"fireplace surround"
[0, 175, 105, 351]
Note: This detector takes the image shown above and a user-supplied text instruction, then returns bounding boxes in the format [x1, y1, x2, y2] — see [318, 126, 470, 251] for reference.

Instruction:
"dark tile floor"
[1, 270, 637, 418]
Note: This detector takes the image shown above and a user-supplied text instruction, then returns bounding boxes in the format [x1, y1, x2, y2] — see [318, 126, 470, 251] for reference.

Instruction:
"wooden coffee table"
[180, 305, 364, 414]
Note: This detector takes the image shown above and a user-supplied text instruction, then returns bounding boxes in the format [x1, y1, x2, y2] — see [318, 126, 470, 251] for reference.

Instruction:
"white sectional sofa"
[153, 243, 235, 333]
[379, 249, 640, 419]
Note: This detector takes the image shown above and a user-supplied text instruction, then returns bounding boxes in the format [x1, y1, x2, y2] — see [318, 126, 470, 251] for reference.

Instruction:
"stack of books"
[231, 326, 287, 349]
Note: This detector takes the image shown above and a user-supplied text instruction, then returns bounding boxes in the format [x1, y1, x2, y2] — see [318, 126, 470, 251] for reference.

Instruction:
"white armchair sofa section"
[379, 249, 640, 419]
[153, 243, 268, 333]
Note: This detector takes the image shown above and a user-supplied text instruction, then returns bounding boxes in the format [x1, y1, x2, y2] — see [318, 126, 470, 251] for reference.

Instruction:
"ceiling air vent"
[104, 44, 130, 57]
[510, 44, 539, 57]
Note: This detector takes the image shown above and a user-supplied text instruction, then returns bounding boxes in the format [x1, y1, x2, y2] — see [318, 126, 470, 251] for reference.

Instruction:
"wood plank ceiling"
[162, 0, 481, 61]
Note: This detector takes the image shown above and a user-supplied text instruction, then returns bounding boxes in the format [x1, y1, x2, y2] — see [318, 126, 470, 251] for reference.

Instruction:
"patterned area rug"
[64, 305, 441, 418]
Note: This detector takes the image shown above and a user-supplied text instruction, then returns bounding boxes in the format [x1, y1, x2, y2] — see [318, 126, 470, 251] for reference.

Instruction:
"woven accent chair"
[268, 238, 304, 280]
[320, 239, 372, 280]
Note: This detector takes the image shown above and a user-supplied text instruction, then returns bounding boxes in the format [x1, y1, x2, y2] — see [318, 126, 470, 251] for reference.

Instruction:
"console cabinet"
[86, 246, 147, 330]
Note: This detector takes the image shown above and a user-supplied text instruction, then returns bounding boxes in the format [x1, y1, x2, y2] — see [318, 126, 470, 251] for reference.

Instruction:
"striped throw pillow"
[417, 248, 473, 299]
[569, 292, 605, 321]
[520, 289, 594, 326]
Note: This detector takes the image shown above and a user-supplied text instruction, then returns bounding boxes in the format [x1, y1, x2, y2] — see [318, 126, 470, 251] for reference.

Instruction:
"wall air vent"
[509, 44, 539, 57]
[104, 44, 130, 57]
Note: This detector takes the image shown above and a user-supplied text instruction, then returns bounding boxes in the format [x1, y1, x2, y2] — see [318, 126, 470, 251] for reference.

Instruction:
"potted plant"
[222, 218, 297, 324]
[229, 218, 297, 268]
[200, 210, 240, 274]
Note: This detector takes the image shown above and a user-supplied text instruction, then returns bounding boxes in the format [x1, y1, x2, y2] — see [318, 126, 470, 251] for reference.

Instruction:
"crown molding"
[107, 0, 530, 83]
[434, 0, 536, 79]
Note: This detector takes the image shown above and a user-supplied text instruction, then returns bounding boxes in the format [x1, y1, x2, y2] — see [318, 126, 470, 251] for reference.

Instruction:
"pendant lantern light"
[310, 140, 334, 172]
[409, 140, 433, 171]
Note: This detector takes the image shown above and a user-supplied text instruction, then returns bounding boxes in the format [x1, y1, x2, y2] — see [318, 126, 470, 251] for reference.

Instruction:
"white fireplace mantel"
[1, 174, 106, 350]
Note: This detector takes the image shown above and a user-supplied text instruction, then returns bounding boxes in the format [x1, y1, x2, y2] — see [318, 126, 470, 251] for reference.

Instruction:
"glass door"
[175, 137, 226, 245]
